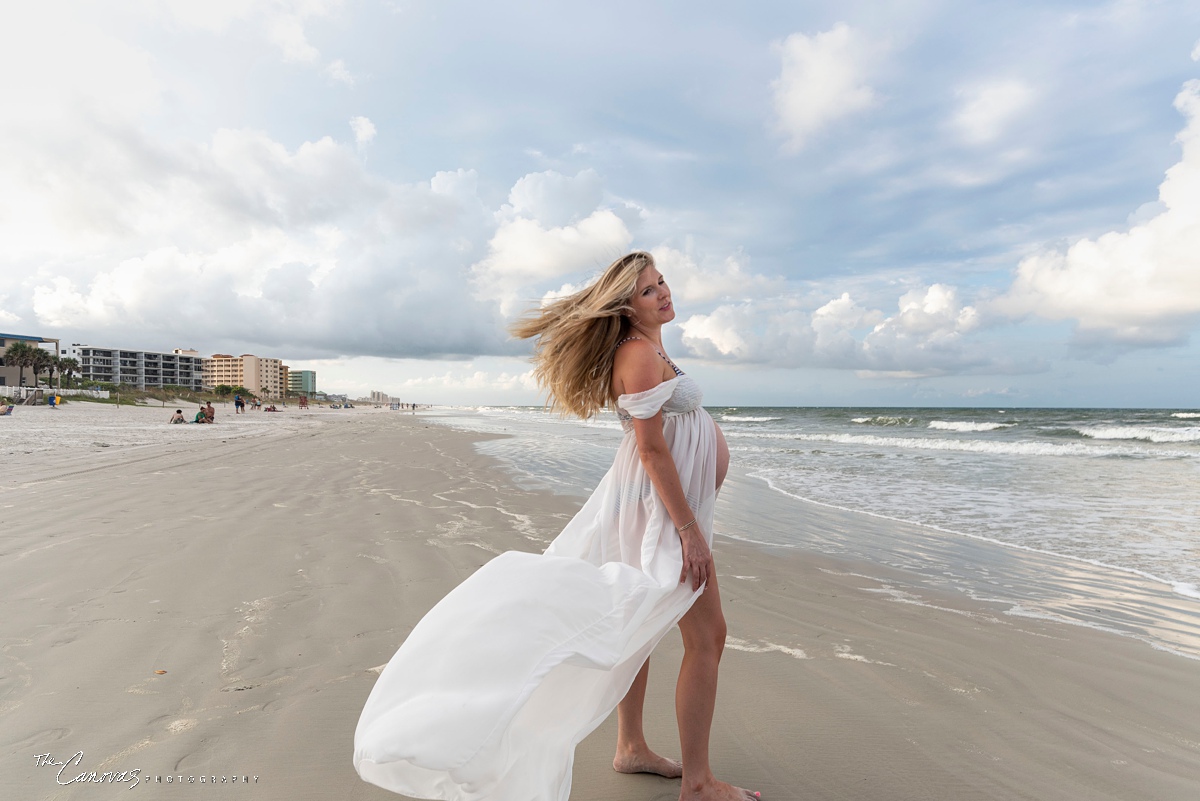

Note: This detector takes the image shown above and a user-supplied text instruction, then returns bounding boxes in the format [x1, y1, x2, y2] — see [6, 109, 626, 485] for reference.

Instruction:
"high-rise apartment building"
[288, 370, 317, 396]
[64, 344, 203, 390]
[202, 354, 284, 398]
[203, 354, 242, 389]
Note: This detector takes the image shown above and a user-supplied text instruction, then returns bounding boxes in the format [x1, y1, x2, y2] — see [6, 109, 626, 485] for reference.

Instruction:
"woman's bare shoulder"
[612, 338, 670, 396]
[614, 336, 657, 360]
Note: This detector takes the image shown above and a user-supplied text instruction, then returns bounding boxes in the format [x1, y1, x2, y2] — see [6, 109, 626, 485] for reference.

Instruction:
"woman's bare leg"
[676, 571, 757, 800]
[614, 659, 683, 776]
[615, 421, 743, 789]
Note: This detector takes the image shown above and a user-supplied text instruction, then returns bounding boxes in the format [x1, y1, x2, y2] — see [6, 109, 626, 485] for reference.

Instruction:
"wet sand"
[2, 409, 1198, 800]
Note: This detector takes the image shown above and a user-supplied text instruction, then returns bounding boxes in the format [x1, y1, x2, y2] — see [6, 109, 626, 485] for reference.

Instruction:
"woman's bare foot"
[612, 747, 683, 778]
[679, 776, 759, 801]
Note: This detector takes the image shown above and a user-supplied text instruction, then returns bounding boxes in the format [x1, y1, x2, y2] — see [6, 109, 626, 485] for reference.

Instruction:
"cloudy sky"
[2, 0, 1199, 407]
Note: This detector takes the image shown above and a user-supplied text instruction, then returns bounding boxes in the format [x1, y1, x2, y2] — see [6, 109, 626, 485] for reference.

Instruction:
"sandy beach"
[3, 405, 1199, 800]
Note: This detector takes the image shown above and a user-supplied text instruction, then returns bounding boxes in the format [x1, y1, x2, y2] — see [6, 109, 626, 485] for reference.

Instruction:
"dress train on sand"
[354, 375, 716, 800]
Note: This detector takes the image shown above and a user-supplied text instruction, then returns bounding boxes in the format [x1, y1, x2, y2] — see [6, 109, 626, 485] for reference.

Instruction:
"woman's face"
[629, 265, 674, 327]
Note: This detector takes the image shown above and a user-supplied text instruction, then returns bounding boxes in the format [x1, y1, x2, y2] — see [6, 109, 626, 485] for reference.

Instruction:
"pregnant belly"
[715, 422, 729, 490]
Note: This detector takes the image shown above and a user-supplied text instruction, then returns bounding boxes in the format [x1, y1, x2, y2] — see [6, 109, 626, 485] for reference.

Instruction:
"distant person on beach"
[169, 409, 186, 424]
[235, 394, 245, 414]
[193, 406, 207, 424]
[204, 402, 215, 423]
[355, 252, 753, 801]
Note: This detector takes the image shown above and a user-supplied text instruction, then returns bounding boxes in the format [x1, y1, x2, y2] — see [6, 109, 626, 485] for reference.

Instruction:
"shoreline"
[718, 471, 1200, 663]
[2, 411, 1199, 799]
[429, 406, 1200, 661]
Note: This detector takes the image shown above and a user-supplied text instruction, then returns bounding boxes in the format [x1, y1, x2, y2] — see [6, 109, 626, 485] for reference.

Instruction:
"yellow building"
[202, 354, 284, 398]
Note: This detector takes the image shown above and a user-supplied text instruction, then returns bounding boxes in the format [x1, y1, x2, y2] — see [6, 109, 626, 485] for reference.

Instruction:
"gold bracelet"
[678, 518, 697, 532]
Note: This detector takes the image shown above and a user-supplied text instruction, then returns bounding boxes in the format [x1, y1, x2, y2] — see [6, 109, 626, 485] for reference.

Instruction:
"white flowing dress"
[354, 374, 716, 800]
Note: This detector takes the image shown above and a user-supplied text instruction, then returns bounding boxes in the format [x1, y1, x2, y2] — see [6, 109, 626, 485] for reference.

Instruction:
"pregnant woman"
[354, 251, 755, 801]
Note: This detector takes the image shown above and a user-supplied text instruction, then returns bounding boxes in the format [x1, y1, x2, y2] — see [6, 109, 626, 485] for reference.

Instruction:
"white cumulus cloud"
[471, 171, 634, 316]
[771, 23, 877, 152]
[680, 284, 986, 376]
[155, 0, 343, 63]
[505, 169, 604, 228]
[995, 80, 1200, 347]
[649, 246, 784, 305]
[952, 80, 1035, 145]
[327, 59, 356, 86]
[6, 112, 506, 358]
[350, 116, 376, 147]
[472, 213, 633, 316]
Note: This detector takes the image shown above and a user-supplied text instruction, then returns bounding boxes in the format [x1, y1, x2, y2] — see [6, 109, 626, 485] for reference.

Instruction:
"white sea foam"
[734, 430, 1195, 459]
[1175, 583, 1200, 600]
[851, 416, 914, 426]
[721, 415, 782, 422]
[928, 420, 1015, 432]
[834, 645, 895, 666]
[1077, 425, 1200, 443]
[725, 636, 809, 660]
[1171, 412, 1200, 419]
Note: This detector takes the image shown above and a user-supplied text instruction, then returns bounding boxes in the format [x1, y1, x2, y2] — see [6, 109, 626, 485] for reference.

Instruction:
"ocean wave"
[812, 434, 1093, 457]
[928, 420, 1015, 432]
[721, 415, 782, 422]
[726, 430, 1196, 459]
[1171, 412, 1200, 419]
[1077, 426, 1200, 443]
[851, 416, 915, 426]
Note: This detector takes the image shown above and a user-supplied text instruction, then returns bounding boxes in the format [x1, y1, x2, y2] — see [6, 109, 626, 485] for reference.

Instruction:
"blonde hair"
[510, 251, 655, 419]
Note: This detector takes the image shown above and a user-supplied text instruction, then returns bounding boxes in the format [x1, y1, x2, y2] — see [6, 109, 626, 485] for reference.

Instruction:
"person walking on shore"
[354, 251, 755, 801]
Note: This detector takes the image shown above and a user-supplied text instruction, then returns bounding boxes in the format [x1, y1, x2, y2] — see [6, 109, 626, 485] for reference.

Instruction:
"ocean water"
[427, 405, 1200, 659]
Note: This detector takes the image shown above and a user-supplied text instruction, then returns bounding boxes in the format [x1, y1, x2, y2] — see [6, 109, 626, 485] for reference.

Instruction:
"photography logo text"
[34, 751, 259, 789]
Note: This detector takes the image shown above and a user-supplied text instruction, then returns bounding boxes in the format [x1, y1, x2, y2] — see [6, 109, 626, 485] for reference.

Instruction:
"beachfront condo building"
[202, 354, 285, 398]
[1, 332, 59, 387]
[63, 344, 203, 390]
[288, 370, 317, 396]
[280, 364, 290, 397]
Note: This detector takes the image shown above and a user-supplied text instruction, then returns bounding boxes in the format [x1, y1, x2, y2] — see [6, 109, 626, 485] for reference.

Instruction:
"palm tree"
[42, 352, 60, 390]
[30, 348, 53, 389]
[3, 341, 34, 387]
[58, 357, 79, 388]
